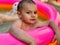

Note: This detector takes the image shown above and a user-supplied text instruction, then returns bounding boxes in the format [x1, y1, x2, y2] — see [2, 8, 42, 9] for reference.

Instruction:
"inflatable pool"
[0, 0, 58, 45]
[0, 26, 54, 45]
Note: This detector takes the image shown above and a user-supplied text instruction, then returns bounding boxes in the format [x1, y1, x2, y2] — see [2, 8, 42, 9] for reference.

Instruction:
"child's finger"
[52, 35, 56, 42]
[56, 38, 60, 45]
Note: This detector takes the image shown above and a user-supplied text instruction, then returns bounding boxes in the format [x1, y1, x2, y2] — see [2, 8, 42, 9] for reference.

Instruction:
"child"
[8, 0, 60, 45]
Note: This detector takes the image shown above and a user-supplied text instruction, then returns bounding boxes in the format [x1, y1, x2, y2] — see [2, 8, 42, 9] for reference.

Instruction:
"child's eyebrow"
[25, 9, 37, 12]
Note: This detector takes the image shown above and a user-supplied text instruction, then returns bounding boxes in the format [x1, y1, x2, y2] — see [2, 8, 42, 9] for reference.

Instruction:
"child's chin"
[30, 21, 36, 24]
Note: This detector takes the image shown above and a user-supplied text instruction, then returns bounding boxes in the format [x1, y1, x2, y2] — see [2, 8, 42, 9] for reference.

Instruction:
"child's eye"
[34, 11, 37, 14]
[26, 12, 31, 14]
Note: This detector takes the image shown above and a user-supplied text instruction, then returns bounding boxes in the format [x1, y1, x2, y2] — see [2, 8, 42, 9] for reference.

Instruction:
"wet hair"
[17, 0, 36, 11]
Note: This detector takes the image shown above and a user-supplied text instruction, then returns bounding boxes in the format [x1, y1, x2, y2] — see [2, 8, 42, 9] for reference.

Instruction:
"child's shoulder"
[8, 20, 22, 32]
[12, 20, 22, 28]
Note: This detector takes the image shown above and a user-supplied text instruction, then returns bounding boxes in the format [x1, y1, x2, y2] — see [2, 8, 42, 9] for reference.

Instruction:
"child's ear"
[17, 11, 21, 15]
[17, 11, 22, 19]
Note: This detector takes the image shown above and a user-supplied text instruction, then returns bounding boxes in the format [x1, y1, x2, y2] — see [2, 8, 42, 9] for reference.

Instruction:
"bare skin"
[0, 13, 18, 22]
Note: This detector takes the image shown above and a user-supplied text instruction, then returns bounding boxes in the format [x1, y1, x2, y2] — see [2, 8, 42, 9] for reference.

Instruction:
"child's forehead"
[22, 3, 37, 11]
[23, 2, 36, 6]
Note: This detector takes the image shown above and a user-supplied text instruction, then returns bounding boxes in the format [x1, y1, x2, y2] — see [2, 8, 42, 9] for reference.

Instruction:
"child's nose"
[31, 13, 36, 17]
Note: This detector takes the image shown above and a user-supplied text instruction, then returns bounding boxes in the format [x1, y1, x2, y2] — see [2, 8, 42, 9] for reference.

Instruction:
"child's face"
[18, 3, 38, 24]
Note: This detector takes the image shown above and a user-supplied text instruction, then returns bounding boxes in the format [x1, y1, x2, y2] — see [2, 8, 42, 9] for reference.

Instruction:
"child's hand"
[49, 21, 58, 32]
[56, 31, 60, 45]
[52, 35, 60, 45]
[52, 35, 56, 42]
[49, 21, 60, 45]
[29, 41, 36, 45]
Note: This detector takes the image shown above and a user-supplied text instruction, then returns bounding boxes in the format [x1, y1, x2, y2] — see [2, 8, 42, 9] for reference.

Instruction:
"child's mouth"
[30, 19, 36, 21]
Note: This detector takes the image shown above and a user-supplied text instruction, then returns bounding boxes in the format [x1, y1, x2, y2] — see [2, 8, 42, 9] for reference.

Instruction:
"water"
[0, 22, 13, 33]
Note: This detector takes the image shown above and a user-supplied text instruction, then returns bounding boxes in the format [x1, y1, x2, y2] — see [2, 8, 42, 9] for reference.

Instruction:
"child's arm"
[0, 14, 18, 22]
[49, 21, 60, 45]
[8, 21, 36, 45]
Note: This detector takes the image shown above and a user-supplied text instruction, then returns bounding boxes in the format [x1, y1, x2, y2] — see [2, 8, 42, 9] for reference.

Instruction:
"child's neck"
[21, 21, 36, 30]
